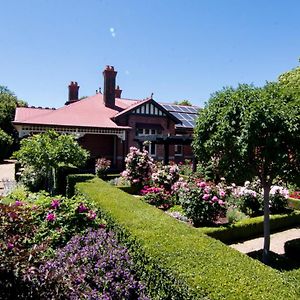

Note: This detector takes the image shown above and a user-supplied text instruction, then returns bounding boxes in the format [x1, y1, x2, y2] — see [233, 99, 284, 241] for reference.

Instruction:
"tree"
[193, 83, 300, 263]
[0, 129, 13, 161]
[0, 85, 27, 159]
[278, 65, 300, 99]
[173, 99, 192, 106]
[14, 130, 90, 194]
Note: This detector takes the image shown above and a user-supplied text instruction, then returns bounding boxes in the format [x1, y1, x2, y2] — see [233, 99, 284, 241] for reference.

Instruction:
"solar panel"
[160, 103, 200, 128]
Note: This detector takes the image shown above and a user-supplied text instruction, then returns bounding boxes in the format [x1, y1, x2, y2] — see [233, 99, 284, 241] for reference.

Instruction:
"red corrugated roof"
[14, 94, 138, 129]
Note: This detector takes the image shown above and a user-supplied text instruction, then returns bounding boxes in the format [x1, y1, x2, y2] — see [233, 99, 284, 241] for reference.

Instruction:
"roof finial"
[150, 92, 154, 99]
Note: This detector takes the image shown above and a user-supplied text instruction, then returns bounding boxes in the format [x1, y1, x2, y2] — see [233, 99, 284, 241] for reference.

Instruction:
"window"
[175, 144, 183, 156]
[137, 128, 157, 156]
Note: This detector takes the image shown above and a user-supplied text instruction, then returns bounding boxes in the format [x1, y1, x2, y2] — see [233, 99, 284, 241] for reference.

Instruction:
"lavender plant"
[34, 228, 148, 300]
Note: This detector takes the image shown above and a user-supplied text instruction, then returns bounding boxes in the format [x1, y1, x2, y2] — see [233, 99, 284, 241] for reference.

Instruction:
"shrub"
[141, 186, 173, 209]
[77, 179, 298, 300]
[66, 173, 95, 197]
[269, 185, 289, 213]
[226, 207, 248, 224]
[30, 194, 105, 248]
[204, 212, 300, 244]
[0, 129, 13, 161]
[33, 229, 148, 300]
[284, 238, 300, 260]
[178, 179, 226, 226]
[121, 147, 153, 191]
[178, 159, 193, 176]
[151, 163, 179, 191]
[95, 157, 111, 178]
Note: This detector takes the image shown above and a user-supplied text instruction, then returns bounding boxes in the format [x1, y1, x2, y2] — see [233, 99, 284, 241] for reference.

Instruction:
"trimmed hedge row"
[66, 174, 95, 198]
[202, 212, 300, 244]
[77, 178, 298, 300]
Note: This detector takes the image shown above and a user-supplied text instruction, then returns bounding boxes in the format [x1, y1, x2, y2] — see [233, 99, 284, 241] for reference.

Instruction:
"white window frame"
[174, 144, 183, 156]
[137, 128, 157, 156]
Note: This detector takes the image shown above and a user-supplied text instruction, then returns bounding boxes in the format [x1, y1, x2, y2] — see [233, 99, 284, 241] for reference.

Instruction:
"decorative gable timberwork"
[131, 102, 166, 116]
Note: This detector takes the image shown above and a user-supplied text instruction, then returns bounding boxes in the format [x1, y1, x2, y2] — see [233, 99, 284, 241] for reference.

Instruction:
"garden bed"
[77, 178, 299, 300]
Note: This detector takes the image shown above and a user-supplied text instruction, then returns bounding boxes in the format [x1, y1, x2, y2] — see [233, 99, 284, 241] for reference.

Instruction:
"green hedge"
[77, 178, 298, 300]
[202, 212, 300, 244]
[288, 198, 300, 210]
[66, 174, 95, 197]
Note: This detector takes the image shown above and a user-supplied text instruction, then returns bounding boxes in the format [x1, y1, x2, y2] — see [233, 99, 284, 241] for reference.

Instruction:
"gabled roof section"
[113, 98, 181, 124]
[13, 93, 132, 130]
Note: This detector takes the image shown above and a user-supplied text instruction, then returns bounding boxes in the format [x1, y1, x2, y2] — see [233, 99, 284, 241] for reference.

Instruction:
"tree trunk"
[262, 184, 271, 264]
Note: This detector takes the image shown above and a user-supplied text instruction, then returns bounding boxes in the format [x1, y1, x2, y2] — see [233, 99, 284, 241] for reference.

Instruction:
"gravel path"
[230, 227, 300, 255]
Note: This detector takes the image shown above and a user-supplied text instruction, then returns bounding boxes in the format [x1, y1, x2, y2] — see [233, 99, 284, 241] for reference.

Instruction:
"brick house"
[13, 66, 199, 170]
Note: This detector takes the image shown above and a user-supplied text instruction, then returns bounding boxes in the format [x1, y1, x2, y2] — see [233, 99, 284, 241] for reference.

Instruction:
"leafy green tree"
[14, 130, 90, 194]
[278, 65, 300, 98]
[0, 129, 13, 161]
[193, 83, 300, 263]
[0, 85, 27, 158]
[173, 99, 192, 106]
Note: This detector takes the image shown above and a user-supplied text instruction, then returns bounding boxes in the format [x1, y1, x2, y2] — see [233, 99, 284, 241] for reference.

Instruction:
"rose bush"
[122, 147, 153, 191]
[95, 157, 111, 178]
[151, 163, 179, 191]
[177, 179, 226, 226]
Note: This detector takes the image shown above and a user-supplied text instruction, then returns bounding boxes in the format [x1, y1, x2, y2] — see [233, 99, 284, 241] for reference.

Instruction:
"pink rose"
[202, 194, 210, 201]
[212, 196, 219, 202]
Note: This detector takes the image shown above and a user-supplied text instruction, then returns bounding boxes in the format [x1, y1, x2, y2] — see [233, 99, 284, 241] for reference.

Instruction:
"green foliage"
[14, 130, 90, 194]
[173, 99, 192, 106]
[0, 85, 27, 158]
[30, 194, 104, 248]
[226, 207, 248, 224]
[193, 83, 300, 186]
[288, 198, 300, 210]
[66, 173, 95, 198]
[77, 179, 298, 300]
[0, 128, 13, 161]
[203, 212, 300, 243]
[278, 65, 300, 99]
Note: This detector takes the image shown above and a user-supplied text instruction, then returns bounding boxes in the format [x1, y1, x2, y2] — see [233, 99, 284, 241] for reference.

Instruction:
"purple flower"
[51, 199, 60, 209]
[15, 200, 23, 206]
[87, 210, 97, 220]
[7, 242, 14, 250]
[77, 203, 88, 213]
[46, 212, 56, 222]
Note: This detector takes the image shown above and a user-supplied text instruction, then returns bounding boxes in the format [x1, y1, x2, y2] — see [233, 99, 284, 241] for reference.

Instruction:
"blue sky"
[0, 0, 299, 108]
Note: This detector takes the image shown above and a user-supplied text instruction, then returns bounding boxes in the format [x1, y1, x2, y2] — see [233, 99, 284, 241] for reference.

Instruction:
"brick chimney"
[103, 65, 117, 108]
[115, 85, 122, 98]
[65, 81, 79, 105]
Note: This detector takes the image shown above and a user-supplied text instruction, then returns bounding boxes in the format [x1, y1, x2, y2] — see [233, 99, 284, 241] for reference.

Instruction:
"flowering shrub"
[177, 179, 226, 226]
[122, 147, 153, 191]
[141, 186, 173, 209]
[0, 194, 147, 299]
[151, 163, 179, 191]
[289, 191, 300, 200]
[95, 157, 111, 178]
[0, 202, 47, 298]
[178, 159, 193, 176]
[269, 185, 289, 213]
[33, 229, 148, 300]
[31, 194, 105, 248]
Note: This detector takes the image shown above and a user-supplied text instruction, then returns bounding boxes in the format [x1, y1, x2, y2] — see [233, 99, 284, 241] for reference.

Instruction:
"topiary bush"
[284, 238, 300, 260]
